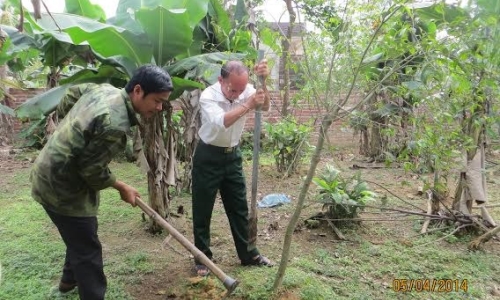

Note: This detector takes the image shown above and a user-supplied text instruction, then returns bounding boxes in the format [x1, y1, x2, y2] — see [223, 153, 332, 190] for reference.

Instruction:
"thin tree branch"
[364, 180, 423, 210]
[413, 224, 472, 248]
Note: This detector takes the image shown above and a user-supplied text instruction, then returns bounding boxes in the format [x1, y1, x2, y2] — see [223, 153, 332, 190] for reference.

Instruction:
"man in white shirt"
[192, 60, 272, 276]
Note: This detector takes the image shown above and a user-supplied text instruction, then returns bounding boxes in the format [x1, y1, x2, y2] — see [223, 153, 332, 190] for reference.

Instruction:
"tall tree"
[273, 0, 403, 290]
[281, 0, 296, 117]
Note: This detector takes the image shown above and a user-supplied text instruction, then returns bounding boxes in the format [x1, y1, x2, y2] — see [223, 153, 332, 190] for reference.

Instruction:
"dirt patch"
[0, 146, 31, 170]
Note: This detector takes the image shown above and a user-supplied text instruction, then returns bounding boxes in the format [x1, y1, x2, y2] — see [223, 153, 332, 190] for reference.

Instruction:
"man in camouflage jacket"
[30, 65, 173, 299]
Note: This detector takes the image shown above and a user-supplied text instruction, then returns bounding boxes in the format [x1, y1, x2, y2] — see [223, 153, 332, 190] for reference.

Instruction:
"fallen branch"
[362, 204, 454, 220]
[351, 164, 385, 169]
[414, 224, 472, 248]
[326, 219, 346, 240]
[472, 204, 500, 209]
[162, 235, 185, 257]
[409, 225, 454, 239]
[317, 217, 433, 222]
[468, 215, 495, 233]
[468, 226, 500, 250]
[364, 180, 422, 210]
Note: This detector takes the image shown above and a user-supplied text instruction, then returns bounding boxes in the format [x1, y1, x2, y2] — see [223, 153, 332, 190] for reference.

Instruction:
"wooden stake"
[420, 190, 433, 234]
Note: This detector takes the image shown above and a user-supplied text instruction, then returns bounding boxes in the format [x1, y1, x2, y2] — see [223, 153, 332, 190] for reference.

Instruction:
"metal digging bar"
[135, 197, 239, 295]
[249, 49, 265, 248]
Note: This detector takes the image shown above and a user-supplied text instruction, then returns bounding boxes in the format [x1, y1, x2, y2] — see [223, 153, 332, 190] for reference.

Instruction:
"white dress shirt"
[198, 82, 256, 147]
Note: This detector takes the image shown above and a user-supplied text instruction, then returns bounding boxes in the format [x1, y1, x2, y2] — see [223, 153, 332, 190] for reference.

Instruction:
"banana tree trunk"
[177, 89, 201, 192]
[0, 28, 11, 145]
[142, 105, 177, 233]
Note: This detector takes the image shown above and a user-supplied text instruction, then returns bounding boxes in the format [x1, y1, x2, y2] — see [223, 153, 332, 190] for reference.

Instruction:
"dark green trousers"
[192, 141, 259, 264]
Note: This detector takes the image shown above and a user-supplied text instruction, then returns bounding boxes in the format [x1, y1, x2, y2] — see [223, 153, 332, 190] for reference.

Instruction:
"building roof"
[268, 22, 306, 36]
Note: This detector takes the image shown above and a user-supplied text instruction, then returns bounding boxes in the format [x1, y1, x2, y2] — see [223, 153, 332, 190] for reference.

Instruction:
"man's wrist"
[112, 180, 125, 191]
[239, 103, 250, 117]
[240, 103, 250, 110]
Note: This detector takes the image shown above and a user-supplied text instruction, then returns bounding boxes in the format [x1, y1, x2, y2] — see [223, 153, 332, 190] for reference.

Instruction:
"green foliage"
[239, 129, 252, 151]
[312, 165, 376, 225]
[7, 0, 253, 121]
[297, 0, 343, 35]
[348, 110, 369, 132]
[264, 117, 312, 175]
[16, 118, 46, 148]
[65, 0, 107, 22]
[0, 102, 14, 116]
[399, 117, 475, 175]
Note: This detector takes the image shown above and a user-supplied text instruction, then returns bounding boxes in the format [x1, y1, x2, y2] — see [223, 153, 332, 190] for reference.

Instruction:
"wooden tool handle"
[135, 197, 239, 294]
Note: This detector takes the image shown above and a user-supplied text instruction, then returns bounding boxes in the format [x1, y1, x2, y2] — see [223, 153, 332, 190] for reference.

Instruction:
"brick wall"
[244, 91, 361, 148]
[4, 88, 47, 134]
[5, 88, 361, 148]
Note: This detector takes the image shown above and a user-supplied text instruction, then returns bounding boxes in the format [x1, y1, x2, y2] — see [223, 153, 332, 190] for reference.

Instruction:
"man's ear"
[133, 84, 143, 98]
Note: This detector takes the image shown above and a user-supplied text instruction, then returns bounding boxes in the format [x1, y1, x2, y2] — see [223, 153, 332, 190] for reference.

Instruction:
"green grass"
[229, 237, 498, 300]
[1, 161, 499, 300]
[0, 162, 146, 300]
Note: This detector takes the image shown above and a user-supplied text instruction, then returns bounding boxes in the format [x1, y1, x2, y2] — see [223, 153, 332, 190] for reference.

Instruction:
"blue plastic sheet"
[257, 193, 291, 208]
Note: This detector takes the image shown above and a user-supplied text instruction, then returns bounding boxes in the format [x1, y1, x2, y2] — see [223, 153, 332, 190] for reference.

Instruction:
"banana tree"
[6, 0, 256, 232]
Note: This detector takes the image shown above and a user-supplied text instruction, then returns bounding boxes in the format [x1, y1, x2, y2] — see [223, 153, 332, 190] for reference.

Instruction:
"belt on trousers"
[200, 140, 238, 153]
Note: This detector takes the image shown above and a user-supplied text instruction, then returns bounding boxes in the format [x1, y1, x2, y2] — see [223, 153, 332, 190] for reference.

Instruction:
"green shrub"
[312, 165, 376, 226]
[264, 117, 312, 175]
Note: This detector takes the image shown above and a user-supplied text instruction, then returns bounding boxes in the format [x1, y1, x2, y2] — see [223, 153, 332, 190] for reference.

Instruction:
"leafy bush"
[17, 118, 46, 149]
[313, 165, 376, 226]
[264, 117, 312, 175]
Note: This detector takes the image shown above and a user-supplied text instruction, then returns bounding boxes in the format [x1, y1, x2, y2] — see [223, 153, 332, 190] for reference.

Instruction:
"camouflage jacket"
[31, 83, 139, 217]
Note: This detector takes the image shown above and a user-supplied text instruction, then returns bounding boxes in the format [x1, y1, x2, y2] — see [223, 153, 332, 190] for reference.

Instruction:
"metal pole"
[249, 50, 265, 248]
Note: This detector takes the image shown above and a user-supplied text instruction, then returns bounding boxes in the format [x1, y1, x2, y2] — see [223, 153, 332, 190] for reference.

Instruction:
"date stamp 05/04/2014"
[392, 279, 469, 293]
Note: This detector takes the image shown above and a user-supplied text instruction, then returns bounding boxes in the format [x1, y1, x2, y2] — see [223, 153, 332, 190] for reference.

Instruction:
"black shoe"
[58, 281, 77, 293]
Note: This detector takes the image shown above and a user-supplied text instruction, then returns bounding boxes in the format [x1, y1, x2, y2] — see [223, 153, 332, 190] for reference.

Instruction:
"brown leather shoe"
[58, 281, 77, 293]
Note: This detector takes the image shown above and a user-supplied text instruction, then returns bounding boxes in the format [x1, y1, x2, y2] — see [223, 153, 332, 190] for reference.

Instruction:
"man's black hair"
[220, 61, 249, 79]
[125, 65, 174, 96]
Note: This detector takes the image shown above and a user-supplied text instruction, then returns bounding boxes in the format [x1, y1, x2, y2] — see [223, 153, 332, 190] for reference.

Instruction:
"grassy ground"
[0, 153, 499, 299]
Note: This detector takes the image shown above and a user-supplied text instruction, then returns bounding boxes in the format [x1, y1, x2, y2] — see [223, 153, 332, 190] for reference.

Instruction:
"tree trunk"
[0, 28, 11, 146]
[142, 107, 176, 233]
[281, 0, 296, 117]
[273, 115, 333, 291]
[177, 90, 201, 192]
[452, 102, 485, 214]
[367, 92, 389, 160]
[431, 170, 441, 214]
[369, 115, 384, 159]
[359, 127, 369, 156]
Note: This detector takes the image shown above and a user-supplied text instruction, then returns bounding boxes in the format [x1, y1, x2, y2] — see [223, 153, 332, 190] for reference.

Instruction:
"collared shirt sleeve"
[199, 88, 228, 130]
[77, 127, 126, 191]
